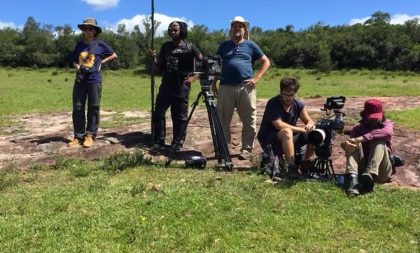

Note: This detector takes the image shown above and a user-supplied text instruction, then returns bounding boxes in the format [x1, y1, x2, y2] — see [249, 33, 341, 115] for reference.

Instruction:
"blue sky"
[1, 0, 420, 36]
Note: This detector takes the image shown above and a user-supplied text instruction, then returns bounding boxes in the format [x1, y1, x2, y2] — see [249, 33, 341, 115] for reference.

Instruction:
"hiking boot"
[68, 138, 81, 147]
[345, 173, 360, 197]
[150, 143, 165, 153]
[82, 134, 94, 148]
[238, 149, 251, 160]
[286, 165, 301, 180]
[359, 173, 375, 193]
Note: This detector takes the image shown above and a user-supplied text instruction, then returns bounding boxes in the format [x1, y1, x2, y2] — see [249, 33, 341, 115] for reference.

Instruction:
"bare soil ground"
[1, 96, 419, 188]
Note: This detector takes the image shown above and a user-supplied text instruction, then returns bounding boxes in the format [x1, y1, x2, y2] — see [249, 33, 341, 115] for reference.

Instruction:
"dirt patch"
[1, 96, 419, 188]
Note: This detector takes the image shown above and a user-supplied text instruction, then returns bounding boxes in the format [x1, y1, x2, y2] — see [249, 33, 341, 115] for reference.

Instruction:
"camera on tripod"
[76, 65, 94, 84]
[308, 96, 346, 147]
[306, 96, 346, 178]
[167, 49, 222, 77]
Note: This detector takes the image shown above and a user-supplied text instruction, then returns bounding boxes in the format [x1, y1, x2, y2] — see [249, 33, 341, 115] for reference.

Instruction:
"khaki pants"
[345, 141, 392, 183]
[216, 85, 257, 152]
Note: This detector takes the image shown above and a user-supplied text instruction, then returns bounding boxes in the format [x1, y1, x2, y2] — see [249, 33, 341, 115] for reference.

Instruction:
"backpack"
[259, 144, 288, 178]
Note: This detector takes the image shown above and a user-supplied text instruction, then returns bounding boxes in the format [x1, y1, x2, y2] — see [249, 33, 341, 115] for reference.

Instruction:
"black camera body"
[76, 65, 94, 84]
[308, 96, 346, 156]
[167, 49, 222, 76]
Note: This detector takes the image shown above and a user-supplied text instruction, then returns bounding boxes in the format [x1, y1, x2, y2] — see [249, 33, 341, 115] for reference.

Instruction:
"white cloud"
[0, 21, 17, 29]
[81, 0, 119, 10]
[390, 14, 420, 25]
[349, 13, 420, 26]
[349, 17, 370, 25]
[111, 13, 194, 36]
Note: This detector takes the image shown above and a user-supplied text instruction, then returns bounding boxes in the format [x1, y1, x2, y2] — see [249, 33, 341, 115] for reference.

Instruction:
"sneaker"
[359, 173, 375, 193]
[68, 138, 81, 147]
[82, 134, 94, 148]
[238, 150, 251, 160]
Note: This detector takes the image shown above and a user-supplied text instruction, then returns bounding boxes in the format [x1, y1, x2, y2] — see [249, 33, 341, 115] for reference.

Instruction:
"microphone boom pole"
[150, 0, 155, 145]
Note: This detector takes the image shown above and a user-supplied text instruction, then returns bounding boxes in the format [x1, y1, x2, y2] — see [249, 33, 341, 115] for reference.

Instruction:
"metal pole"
[150, 0, 155, 145]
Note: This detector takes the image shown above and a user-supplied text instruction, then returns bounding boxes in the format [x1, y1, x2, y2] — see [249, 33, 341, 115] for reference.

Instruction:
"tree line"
[1, 11, 420, 72]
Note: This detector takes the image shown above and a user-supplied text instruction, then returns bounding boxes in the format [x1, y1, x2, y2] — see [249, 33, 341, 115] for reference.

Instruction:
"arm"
[349, 120, 393, 145]
[245, 55, 270, 88]
[272, 118, 307, 134]
[299, 107, 315, 132]
[101, 52, 117, 65]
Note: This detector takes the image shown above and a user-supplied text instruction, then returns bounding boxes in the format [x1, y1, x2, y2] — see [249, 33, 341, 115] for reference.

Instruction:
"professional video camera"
[307, 96, 346, 178]
[165, 50, 232, 170]
[167, 49, 222, 77]
[75, 65, 94, 84]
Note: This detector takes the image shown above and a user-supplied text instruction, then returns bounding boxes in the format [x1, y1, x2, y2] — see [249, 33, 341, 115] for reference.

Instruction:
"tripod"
[309, 144, 336, 180]
[166, 74, 233, 170]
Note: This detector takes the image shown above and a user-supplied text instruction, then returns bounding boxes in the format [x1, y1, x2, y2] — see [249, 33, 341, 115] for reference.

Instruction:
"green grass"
[1, 67, 420, 115]
[387, 108, 420, 130]
[0, 153, 418, 252]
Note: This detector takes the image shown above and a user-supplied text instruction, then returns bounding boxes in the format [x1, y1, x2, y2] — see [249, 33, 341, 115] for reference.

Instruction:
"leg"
[345, 143, 365, 197]
[277, 128, 295, 165]
[72, 82, 88, 140]
[345, 143, 365, 175]
[365, 141, 392, 183]
[237, 86, 257, 152]
[86, 82, 102, 137]
[171, 83, 190, 147]
[216, 85, 236, 144]
[152, 84, 171, 146]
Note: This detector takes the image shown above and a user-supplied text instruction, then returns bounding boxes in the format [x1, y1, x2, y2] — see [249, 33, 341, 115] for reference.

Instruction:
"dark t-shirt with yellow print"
[71, 39, 115, 84]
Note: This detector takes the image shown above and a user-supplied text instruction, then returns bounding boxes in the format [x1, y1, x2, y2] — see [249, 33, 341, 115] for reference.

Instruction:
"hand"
[147, 49, 156, 58]
[349, 136, 364, 145]
[341, 140, 358, 154]
[212, 83, 218, 97]
[304, 122, 315, 133]
[183, 74, 198, 86]
[243, 78, 258, 89]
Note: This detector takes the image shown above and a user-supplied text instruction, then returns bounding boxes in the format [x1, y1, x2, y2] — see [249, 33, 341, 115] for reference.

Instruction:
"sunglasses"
[82, 26, 95, 32]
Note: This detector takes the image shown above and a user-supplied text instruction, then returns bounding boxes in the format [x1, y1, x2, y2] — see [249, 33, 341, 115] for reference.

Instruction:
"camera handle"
[165, 76, 233, 171]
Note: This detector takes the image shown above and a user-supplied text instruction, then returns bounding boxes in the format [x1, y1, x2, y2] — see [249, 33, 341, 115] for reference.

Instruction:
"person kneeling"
[257, 77, 316, 180]
[341, 99, 394, 197]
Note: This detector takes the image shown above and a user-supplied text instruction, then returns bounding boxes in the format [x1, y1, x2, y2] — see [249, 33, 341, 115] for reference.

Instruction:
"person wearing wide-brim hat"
[77, 17, 102, 36]
[68, 17, 117, 148]
[214, 16, 271, 161]
[341, 99, 396, 197]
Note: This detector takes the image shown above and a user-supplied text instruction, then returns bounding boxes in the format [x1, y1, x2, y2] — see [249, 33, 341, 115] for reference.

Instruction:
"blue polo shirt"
[217, 40, 264, 85]
[71, 39, 115, 84]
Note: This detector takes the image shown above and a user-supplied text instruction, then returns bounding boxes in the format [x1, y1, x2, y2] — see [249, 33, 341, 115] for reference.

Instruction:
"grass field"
[0, 153, 418, 252]
[1, 67, 420, 131]
[0, 67, 419, 252]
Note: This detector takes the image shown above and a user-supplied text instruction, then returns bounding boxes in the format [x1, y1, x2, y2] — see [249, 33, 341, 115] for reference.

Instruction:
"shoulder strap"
[88, 40, 100, 54]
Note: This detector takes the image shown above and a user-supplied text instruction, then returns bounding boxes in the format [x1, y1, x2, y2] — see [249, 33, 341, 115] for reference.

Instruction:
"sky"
[1, 0, 420, 36]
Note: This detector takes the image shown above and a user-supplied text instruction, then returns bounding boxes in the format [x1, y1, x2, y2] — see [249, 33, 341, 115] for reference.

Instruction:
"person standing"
[68, 18, 117, 148]
[148, 21, 202, 151]
[215, 16, 270, 160]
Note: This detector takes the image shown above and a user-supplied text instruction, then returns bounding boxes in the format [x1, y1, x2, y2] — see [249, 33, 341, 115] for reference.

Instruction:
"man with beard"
[214, 16, 270, 160]
[148, 21, 202, 151]
[341, 99, 395, 197]
[257, 77, 315, 180]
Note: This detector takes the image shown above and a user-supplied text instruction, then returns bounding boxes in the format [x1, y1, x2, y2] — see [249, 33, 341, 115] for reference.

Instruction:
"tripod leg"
[203, 91, 232, 170]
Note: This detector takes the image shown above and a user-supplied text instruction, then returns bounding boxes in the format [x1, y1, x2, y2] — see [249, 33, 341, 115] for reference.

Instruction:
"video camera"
[167, 49, 222, 77]
[75, 65, 94, 84]
[308, 96, 346, 148]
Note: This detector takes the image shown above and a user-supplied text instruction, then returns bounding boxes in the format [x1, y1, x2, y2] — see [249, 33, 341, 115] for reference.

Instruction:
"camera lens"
[308, 129, 326, 146]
